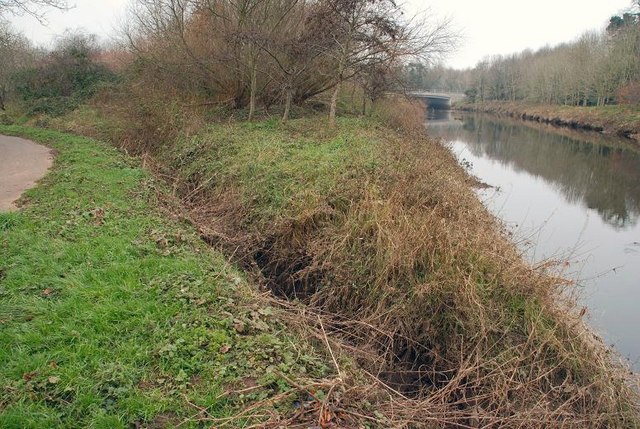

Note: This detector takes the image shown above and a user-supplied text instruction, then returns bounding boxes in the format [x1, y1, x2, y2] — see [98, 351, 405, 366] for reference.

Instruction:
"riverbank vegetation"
[1, 0, 640, 427]
[457, 101, 640, 141]
[146, 110, 640, 427]
[24, 94, 636, 426]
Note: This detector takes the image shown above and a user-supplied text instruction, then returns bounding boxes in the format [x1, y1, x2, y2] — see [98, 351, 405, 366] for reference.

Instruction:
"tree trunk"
[282, 88, 292, 122]
[248, 60, 257, 121]
[0, 86, 5, 111]
[329, 81, 341, 127]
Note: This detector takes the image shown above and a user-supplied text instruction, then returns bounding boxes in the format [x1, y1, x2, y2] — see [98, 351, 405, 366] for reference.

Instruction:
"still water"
[428, 111, 640, 369]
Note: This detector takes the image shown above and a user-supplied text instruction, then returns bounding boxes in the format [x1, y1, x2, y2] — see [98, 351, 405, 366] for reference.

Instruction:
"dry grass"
[161, 98, 639, 427]
[310, 141, 637, 426]
[48, 92, 640, 427]
[371, 95, 429, 135]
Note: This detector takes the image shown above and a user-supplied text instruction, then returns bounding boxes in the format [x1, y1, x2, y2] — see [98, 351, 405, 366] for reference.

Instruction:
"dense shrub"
[14, 32, 116, 116]
[617, 81, 640, 105]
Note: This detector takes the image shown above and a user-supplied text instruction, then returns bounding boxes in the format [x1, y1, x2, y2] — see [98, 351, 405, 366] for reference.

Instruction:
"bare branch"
[0, 0, 71, 24]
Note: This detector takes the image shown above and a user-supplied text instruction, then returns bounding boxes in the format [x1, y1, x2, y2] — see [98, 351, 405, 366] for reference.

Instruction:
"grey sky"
[9, 0, 635, 69]
[408, 0, 633, 68]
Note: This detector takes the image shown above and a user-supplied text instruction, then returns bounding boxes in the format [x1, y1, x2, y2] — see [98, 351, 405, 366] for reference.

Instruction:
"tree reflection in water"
[435, 114, 640, 229]
[428, 112, 640, 368]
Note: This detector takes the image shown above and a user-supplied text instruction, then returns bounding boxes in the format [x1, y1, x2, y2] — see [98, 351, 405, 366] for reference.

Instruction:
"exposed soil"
[0, 135, 54, 211]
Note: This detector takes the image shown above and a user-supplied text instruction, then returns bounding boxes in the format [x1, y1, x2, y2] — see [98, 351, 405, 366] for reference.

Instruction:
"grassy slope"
[24, 103, 640, 425]
[165, 117, 381, 225]
[0, 126, 328, 428]
[158, 113, 640, 426]
[458, 101, 640, 141]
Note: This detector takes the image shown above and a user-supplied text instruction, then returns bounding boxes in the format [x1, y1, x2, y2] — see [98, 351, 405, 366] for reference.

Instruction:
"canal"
[428, 111, 640, 369]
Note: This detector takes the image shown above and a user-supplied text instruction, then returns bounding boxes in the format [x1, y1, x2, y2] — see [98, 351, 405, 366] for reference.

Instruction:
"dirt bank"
[0, 135, 54, 211]
[457, 101, 640, 142]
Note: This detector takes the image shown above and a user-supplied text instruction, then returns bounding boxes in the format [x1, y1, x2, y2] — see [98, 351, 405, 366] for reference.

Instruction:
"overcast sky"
[9, 0, 635, 69]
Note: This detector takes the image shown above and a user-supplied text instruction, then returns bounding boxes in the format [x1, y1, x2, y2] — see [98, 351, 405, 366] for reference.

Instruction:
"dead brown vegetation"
[166, 99, 639, 427]
[618, 82, 640, 106]
[51, 89, 640, 426]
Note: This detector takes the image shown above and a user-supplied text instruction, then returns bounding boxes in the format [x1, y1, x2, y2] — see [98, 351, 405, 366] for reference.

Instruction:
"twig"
[318, 314, 343, 380]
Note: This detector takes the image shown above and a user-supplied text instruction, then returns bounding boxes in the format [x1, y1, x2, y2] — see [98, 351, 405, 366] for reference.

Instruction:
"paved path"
[0, 135, 54, 212]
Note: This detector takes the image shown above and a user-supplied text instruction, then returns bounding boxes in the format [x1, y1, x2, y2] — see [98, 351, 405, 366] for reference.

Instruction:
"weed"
[0, 212, 19, 231]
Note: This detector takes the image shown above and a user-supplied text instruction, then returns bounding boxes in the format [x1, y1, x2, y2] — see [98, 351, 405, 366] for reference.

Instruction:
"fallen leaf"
[233, 319, 246, 334]
[22, 371, 37, 382]
[48, 376, 60, 384]
[42, 288, 54, 297]
[319, 406, 334, 428]
[91, 208, 106, 225]
[219, 344, 231, 354]
[49, 361, 58, 369]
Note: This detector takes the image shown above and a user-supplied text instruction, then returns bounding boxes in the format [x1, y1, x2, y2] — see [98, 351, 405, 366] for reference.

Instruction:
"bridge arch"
[408, 91, 465, 110]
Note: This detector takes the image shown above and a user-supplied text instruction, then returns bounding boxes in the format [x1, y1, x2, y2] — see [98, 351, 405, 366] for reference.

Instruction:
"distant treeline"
[406, 1, 640, 106]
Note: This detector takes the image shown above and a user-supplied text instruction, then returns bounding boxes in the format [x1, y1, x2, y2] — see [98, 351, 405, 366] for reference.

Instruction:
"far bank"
[456, 101, 640, 143]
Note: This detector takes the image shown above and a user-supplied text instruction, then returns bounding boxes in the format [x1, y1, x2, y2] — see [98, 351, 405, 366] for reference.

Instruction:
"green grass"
[166, 117, 382, 226]
[0, 126, 327, 428]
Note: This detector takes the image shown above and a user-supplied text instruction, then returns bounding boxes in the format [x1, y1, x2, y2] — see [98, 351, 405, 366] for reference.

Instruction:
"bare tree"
[313, 0, 455, 126]
[0, 0, 69, 22]
[123, 0, 455, 122]
[125, 0, 298, 118]
[257, 0, 337, 121]
[454, 12, 638, 108]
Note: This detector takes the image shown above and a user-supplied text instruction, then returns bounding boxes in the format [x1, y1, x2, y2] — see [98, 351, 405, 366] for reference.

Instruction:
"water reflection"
[430, 113, 640, 229]
[428, 112, 640, 368]
[426, 108, 456, 123]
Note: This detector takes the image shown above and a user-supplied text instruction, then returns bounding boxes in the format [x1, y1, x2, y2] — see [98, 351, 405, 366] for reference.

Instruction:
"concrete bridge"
[408, 91, 466, 110]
